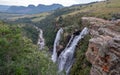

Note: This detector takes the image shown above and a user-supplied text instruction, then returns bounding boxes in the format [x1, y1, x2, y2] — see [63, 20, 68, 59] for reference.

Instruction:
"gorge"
[0, 0, 119, 74]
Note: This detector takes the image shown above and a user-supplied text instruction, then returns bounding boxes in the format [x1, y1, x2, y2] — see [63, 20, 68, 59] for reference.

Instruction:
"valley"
[0, 0, 120, 75]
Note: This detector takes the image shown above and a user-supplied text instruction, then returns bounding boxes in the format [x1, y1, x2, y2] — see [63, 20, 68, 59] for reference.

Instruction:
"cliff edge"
[82, 17, 120, 75]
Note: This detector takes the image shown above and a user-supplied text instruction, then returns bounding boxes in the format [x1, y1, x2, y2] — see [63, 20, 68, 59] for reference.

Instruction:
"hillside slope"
[63, 0, 120, 19]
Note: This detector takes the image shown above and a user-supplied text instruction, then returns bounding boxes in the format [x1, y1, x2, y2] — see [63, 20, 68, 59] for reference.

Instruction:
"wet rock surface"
[82, 17, 120, 75]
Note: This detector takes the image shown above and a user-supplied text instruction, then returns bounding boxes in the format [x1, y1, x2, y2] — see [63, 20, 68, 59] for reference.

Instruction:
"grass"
[4, 12, 50, 22]
[0, 12, 22, 20]
[63, 0, 120, 19]
[2, 0, 119, 22]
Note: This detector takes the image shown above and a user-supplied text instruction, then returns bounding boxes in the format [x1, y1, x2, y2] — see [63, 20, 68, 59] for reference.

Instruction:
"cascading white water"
[58, 27, 89, 75]
[52, 28, 63, 63]
[34, 26, 45, 50]
[37, 29, 45, 50]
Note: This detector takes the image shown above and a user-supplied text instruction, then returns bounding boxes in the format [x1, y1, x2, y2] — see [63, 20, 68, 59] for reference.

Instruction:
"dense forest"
[0, 21, 57, 75]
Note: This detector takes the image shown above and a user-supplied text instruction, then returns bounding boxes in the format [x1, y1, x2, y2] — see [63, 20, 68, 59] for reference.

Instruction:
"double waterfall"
[52, 27, 89, 75]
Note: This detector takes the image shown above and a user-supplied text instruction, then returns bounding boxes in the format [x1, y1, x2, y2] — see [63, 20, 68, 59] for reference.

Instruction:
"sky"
[0, 0, 104, 6]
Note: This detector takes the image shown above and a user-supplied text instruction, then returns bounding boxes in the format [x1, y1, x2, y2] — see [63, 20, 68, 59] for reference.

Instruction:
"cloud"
[0, 0, 104, 6]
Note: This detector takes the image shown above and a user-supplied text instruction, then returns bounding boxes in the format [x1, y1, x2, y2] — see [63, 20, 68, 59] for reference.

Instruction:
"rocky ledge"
[82, 17, 120, 75]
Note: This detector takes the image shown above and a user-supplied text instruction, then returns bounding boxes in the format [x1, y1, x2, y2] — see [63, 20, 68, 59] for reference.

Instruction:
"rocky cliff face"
[82, 17, 120, 75]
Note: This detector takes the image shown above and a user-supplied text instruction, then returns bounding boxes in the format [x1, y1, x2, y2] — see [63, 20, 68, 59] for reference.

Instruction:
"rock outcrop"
[82, 17, 120, 75]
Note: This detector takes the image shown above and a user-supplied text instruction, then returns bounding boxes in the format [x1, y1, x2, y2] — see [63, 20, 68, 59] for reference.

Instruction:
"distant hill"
[0, 5, 10, 12]
[6, 4, 63, 14]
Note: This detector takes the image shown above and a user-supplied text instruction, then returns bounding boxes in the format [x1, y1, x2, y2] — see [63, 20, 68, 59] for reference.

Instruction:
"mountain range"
[0, 4, 63, 14]
[0, 5, 10, 11]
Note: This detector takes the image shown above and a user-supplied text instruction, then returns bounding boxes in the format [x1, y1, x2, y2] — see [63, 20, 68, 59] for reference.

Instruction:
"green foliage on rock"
[0, 21, 57, 75]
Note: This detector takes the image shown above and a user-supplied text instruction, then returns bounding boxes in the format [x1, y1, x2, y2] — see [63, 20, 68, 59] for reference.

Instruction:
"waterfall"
[34, 26, 45, 50]
[37, 29, 45, 50]
[52, 28, 64, 62]
[58, 27, 89, 75]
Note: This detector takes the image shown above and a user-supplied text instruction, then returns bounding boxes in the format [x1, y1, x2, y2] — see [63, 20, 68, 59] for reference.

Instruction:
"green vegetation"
[10, 12, 50, 22]
[3, 0, 119, 49]
[0, 21, 57, 75]
[0, 0, 119, 75]
[0, 12, 22, 20]
[63, 0, 120, 20]
[22, 25, 39, 44]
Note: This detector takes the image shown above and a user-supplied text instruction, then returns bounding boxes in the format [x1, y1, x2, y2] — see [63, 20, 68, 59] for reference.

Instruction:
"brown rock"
[82, 17, 120, 75]
[56, 45, 64, 56]
[56, 45, 64, 52]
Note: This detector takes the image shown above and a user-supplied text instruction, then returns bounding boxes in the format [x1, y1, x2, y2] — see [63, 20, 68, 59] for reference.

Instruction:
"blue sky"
[0, 0, 104, 6]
